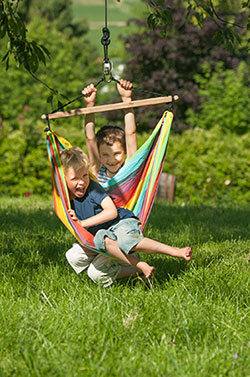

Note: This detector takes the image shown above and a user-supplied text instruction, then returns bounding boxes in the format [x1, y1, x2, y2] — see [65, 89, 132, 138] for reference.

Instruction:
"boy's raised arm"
[82, 84, 101, 176]
[117, 79, 138, 160]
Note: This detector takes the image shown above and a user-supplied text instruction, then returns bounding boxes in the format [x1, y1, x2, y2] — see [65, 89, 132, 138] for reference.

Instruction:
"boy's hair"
[60, 147, 89, 172]
[96, 125, 126, 151]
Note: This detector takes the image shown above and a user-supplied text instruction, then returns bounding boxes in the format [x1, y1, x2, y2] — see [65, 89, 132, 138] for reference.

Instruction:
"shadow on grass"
[1, 202, 249, 240]
[148, 201, 250, 243]
[0, 207, 62, 233]
[0, 206, 67, 266]
[1, 202, 249, 280]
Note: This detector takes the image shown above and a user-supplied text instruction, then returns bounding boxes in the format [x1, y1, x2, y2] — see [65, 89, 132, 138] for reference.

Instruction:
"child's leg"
[133, 238, 192, 261]
[116, 266, 140, 278]
[104, 237, 155, 278]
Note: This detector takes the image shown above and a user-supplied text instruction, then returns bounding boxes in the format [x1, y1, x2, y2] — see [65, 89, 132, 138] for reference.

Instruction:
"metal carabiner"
[103, 60, 113, 83]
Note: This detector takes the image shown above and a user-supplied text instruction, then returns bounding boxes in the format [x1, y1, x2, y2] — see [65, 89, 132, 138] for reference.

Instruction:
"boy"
[82, 79, 137, 181]
[61, 147, 192, 286]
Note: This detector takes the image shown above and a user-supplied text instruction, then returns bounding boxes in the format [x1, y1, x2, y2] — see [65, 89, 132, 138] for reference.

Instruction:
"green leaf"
[194, 12, 204, 28]
[39, 44, 50, 58]
[5, 56, 9, 71]
[247, 15, 250, 30]
[2, 50, 9, 62]
[0, 18, 7, 38]
[186, 4, 193, 21]
[47, 95, 54, 104]
[157, 0, 165, 6]
[242, 1, 250, 8]
[213, 30, 224, 45]
[147, 13, 157, 30]
[31, 41, 47, 65]
[162, 8, 172, 26]
[57, 100, 64, 109]
[15, 16, 27, 40]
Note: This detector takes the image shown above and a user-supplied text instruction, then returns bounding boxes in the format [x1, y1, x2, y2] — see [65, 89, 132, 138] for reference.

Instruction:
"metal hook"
[103, 60, 113, 83]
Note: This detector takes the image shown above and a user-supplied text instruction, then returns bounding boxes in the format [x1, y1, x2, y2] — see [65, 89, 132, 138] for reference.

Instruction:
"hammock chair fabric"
[46, 110, 173, 256]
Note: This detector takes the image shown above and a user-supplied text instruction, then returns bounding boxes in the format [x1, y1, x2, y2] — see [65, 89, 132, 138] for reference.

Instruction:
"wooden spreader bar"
[41, 95, 178, 120]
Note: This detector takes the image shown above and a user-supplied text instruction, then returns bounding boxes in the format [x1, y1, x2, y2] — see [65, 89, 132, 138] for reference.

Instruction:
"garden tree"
[145, 0, 250, 50]
[121, 0, 249, 131]
[1, 0, 249, 76]
[0, 0, 88, 97]
[0, 0, 50, 73]
[0, 17, 99, 126]
[0, 18, 99, 196]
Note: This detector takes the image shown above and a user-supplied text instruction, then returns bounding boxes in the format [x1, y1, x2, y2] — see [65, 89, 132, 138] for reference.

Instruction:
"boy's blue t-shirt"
[71, 180, 137, 236]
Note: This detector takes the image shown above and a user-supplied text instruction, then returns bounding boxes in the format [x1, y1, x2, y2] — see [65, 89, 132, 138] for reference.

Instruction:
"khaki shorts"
[65, 243, 123, 287]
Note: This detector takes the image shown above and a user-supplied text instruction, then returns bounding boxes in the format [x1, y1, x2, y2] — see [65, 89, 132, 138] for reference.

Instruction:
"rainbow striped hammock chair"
[46, 110, 173, 256]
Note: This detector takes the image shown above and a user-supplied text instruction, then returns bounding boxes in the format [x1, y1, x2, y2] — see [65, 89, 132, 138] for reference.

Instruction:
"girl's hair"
[96, 125, 126, 151]
[60, 147, 89, 172]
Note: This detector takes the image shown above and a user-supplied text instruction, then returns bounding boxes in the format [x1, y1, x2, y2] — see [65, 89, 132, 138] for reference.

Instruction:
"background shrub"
[186, 62, 250, 135]
[164, 125, 250, 204]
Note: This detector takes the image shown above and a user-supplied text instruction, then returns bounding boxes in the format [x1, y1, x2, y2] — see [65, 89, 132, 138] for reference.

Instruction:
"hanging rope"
[99, 0, 119, 84]
[43, 0, 172, 120]
[101, 0, 110, 64]
[44, 114, 51, 132]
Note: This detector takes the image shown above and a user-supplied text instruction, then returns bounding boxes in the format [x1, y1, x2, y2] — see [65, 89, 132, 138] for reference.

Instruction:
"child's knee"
[87, 256, 121, 287]
[65, 243, 96, 274]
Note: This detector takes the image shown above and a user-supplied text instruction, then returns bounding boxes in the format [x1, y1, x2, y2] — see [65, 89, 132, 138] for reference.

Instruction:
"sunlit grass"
[0, 196, 249, 376]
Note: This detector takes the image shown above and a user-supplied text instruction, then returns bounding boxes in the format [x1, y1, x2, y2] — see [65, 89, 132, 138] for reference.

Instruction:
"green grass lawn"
[0, 196, 249, 376]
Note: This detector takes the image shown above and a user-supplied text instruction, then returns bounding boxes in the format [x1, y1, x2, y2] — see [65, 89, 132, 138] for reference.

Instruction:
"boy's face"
[99, 141, 126, 176]
[64, 165, 89, 200]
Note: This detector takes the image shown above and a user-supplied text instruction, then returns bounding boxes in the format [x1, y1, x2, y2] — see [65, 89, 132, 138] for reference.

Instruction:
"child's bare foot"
[136, 261, 156, 278]
[174, 247, 192, 261]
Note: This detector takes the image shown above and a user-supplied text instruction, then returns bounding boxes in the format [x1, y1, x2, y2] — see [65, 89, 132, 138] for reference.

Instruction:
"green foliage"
[0, 0, 88, 75]
[146, 0, 250, 50]
[164, 124, 250, 204]
[0, 0, 50, 72]
[186, 62, 250, 135]
[0, 17, 101, 196]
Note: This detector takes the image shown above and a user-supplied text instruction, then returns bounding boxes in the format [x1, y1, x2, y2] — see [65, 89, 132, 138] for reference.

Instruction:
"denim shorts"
[94, 218, 144, 255]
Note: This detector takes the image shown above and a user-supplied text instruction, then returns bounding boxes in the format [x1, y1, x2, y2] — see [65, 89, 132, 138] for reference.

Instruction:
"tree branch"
[209, 0, 244, 29]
